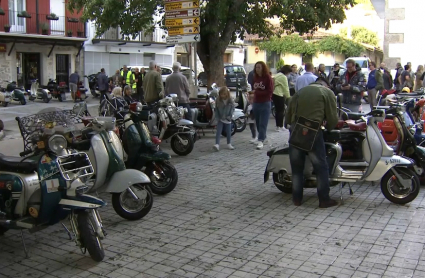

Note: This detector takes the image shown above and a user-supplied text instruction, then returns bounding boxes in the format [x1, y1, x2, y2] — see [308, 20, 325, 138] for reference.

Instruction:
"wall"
[334, 53, 345, 64]
[0, 42, 79, 85]
[312, 51, 337, 67]
[246, 45, 266, 64]
[279, 53, 302, 67]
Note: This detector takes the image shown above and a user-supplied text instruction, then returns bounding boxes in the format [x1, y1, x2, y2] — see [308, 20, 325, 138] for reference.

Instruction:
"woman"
[273, 65, 291, 131]
[414, 65, 424, 91]
[253, 61, 273, 150]
[123, 85, 136, 105]
[99, 87, 128, 120]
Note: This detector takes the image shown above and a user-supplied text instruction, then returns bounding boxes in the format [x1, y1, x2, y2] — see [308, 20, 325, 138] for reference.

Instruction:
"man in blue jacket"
[97, 68, 109, 103]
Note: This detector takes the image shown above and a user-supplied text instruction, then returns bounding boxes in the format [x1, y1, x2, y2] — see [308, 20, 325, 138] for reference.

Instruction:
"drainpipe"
[36, 0, 39, 34]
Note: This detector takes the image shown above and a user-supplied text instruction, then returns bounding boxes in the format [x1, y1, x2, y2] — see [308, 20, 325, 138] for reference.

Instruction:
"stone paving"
[1, 117, 425, 278]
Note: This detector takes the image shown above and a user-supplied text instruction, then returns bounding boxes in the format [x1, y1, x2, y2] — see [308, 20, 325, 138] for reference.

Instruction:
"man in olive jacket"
[143, 60, 164, 104]
[285, 78, 339, 208]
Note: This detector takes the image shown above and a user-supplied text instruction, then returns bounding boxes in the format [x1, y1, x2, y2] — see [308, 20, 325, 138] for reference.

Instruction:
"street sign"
[164, 0, 189, 2]
[165, 9, 200, 18]
[165, 17, 200, 27]
[166, 34, 201, 44]
[167, 26, 200, 36]
[165, 1, 199, 11]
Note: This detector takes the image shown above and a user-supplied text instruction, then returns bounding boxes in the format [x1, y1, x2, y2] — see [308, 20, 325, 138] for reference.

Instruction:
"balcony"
[0, 10, 86, 38]
[94, 27, 158, 42]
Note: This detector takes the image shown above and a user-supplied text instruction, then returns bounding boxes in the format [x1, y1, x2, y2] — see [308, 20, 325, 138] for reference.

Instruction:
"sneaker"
[227, 144, 235, 150]
[275, 127, 281, 132]
[319, 199, 339, 208]
[256, 142, 264, 150]
[281, 126, 287, 131]
[213, 144, 219, 151]
[249, 138, 258, 144]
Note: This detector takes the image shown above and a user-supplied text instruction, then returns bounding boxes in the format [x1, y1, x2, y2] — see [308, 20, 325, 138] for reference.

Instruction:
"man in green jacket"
[285, 78, 339, 208]
[143, 60, 164, 104]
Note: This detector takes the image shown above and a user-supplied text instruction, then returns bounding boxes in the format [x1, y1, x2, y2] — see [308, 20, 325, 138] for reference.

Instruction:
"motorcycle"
[0, 81, 27, 106]
[264, 109, 420, 205]
[121, 103, 178, 194]
[85, 74, 101, 98]
[188, 84, 236, 137]
[28, 79, 52, 103]
[2, 117, 106, 262]
[47, 79, 68, 102]
[146, 97, 196, 156]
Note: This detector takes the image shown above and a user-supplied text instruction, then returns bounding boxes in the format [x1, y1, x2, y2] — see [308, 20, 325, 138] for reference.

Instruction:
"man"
[247, 69, 255, 90]
[382, 67, 393, 90]
[400, 64, 413, 91]
[165, 62, 192, 120]
[295, 63, 317, 92]
[120, 65, 136, 91]
[113, 70, 123, 86]
[69, 70, 79, 101]
[143, 60, 164, 104]
[366, 62, 384, 110]
[134, 67, 145, 102]
[316, 63, 327, 79]
[336, 59, 366, 112]
[96, 68, 109, 103]
[285, 77, 339, 208]
[380, 62, 386, 71]
[328, 63, 341, 93]
[287, 64, 299, 96]
[394, 62, 404, 91]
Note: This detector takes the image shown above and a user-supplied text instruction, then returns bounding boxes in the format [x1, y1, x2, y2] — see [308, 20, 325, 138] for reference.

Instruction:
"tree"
[340, 26, 378, 46]
[67, 0, 356, 86]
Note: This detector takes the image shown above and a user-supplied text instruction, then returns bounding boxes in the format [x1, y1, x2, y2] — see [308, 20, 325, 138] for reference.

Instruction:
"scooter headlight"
[48, 135, 67, 154]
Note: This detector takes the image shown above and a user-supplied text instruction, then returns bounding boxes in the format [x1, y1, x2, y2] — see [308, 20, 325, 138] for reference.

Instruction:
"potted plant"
[66, 30, 73, 37]
[0, 7, 5, 16]
[68, 17, 79, 23]
[46, 12, 58, 20]
[17, 11, 31, 18]
[41, 22, 49, 35]
[77, 29, 84, 37]
[4, 24, 10, 32]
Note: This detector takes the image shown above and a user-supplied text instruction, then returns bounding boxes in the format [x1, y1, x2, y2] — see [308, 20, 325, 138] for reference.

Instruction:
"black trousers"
[289, 88, 296, 96]
[272, 94, 286, 128]
[99, 90, 107, 104]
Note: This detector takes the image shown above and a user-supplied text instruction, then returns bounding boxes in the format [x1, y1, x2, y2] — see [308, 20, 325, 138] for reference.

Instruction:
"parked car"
[161, 66, 195, 85]
[197, 64, 248, 90]
[198, 72, 207, 87]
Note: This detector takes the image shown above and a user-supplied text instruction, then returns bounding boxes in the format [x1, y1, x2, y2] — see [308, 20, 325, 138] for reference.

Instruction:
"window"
[161, 68, 172, 75]
[233, 66, 245, 73]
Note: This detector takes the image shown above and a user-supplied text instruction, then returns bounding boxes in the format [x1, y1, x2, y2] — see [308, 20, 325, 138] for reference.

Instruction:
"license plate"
[230, 78, 236, 82]
[4, 97, 10, 102]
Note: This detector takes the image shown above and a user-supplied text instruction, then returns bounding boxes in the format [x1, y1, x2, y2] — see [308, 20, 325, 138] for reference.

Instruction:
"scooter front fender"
[365, 155, 413, 181]
[104, 169, 151, 193]
[179, 119, 193, 125]
[59, 195, 106, 209]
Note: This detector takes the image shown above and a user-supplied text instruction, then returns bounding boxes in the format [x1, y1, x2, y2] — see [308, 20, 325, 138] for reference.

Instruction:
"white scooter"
[264, 109, 420, 205]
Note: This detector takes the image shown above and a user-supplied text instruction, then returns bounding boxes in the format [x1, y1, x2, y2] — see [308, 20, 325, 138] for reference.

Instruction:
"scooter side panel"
[89, 135, 109, 191]
[365, 156, 413, 181]
[103, 169, 151, 193]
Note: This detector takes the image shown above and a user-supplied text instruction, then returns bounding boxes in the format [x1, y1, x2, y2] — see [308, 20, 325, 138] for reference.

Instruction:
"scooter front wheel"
[221, 120, 237, 137]
[381, 167, 420, 204]
[77, 211, 105, 262]
[112, 184, 153, 220]
[273, 172, 292, 193]
[235, 117, 247, 132]
[2, 101, 8, 107]
[171, 133, 194, 156]
[145, 161, 178, 195]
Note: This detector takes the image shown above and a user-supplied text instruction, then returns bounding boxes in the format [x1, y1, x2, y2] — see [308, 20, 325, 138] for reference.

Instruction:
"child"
[246, 91, 257, 143]
[213, 86, 235, 151]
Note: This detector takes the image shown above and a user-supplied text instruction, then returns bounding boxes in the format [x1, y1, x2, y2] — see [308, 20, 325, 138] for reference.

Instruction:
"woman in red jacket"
[252, 61, 273, 150]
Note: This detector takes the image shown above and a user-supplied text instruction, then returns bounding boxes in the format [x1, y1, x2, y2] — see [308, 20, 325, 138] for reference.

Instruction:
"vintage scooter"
[0, 81, 27, 106]
[0, 83, 10, 107]
[1, 119, 106, 262]
[264, 109, 420, 205]
[47, 79, 68, 102]
[85, 74, 101, 98]
[28, 79, 52, 103]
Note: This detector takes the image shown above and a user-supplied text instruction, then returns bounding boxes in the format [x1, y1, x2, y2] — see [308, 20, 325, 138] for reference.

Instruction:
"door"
[109, 53, 130, 77]
[56, 54, 69, 85]
[22, 53, 40, 91]
[143, 53, 155, 66]
[50, 0, 65, 35]
[8, 0, 26, 33]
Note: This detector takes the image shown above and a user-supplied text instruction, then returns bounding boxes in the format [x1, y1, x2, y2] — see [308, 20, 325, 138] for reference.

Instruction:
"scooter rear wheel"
[43, 97, 50, 103]
[145, 161, 178, 195]
[20, 99, 26, 105]
[112, 184, 153, 220]
[381, 167, 420, 204]
[2, 101, 8, 107]
[235, 117, 247, 132]
[273, 172, 292, 194]
[77, 211, 105, 262]
[171, 133, 194, 156]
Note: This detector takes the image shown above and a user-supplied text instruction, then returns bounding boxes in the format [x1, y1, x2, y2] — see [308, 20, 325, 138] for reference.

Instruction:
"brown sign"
[165, 9, 200, 18]
[0, 44, 6, 52]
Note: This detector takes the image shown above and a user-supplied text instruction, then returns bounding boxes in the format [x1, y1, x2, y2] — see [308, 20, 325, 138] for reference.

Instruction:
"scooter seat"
[342, 112, 365, 121]
[323, 130, 341, 143]
[335, 120, 345, 129]
[346, 121, 366, 131]
[79, 88, 88, 93]
[0, 154, 38, 174]
[140, 151, 171, 161]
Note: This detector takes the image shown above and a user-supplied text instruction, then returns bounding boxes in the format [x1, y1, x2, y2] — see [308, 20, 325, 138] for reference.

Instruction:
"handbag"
[288, 94, 321, 151]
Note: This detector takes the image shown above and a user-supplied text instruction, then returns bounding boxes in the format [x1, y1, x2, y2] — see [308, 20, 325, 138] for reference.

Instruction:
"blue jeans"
[216, 120, 231, 144]
[289, 130, 331, 203]
[253, 101, 271, 141]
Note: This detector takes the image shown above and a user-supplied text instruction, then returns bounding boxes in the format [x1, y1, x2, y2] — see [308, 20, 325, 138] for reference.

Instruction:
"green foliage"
[351, 26, 378, 46]
[316, 35, 365, 57]
[340, 27, 348, 37]
[258, 35, 314, 55]
[276, 59, 285, 70]
[355, 0, 374, 10]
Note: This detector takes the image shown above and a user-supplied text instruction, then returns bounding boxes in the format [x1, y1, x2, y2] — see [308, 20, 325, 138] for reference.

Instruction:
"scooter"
[264, 109, 420, 205]
[1, 120, 106, 262]
[47, 79, 68, 102]
[29, 79, 51, 103]
[121, 103, 178, 195]
[85, 74, 101, 98]
[73, 81, 88, 102]
[189, 83, 236, 137]
[0, 81, 27, 106]
[0, 83, 10, 107]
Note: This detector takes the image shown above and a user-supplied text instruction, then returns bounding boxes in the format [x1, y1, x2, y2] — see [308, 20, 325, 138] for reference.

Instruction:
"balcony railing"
[95, 27, 154, 42]
[0, 10, 86, 38]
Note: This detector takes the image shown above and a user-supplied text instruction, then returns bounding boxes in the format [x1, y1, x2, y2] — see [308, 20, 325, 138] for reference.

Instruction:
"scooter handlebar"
[19, 149, 33, 157]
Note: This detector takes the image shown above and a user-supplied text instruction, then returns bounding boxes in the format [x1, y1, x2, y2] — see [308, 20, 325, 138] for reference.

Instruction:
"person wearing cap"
[328, 63, 341, 94]
[164, 62, 192, 120]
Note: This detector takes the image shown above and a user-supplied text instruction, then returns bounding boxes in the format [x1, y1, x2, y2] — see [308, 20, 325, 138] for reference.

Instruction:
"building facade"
[0, 0, 86, 90]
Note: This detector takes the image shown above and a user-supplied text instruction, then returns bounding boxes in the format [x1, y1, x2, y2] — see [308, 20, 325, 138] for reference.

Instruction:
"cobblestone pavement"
[2, 115, 425, 278]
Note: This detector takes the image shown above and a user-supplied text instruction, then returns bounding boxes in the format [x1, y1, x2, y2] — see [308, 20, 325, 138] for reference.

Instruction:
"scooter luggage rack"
[16, 109, 84, 152]
[56, 152, 94, 181]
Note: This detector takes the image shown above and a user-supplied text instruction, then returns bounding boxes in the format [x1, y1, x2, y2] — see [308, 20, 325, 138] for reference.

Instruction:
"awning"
[92, 39, 175, 48]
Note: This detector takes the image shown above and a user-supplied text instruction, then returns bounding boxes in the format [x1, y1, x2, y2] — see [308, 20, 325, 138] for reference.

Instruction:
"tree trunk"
[197, 40, 226, 88]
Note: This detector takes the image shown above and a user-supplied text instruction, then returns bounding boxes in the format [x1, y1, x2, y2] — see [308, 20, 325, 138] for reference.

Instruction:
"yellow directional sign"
[165, 17, 200, 27]
[167, 26, 200, 36]
[165, 1, 199, 12]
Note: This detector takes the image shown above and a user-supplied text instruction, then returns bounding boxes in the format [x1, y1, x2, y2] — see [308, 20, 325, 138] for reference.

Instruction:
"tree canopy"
[340, 26, 379, 46]
[67, 0, 356, 86]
